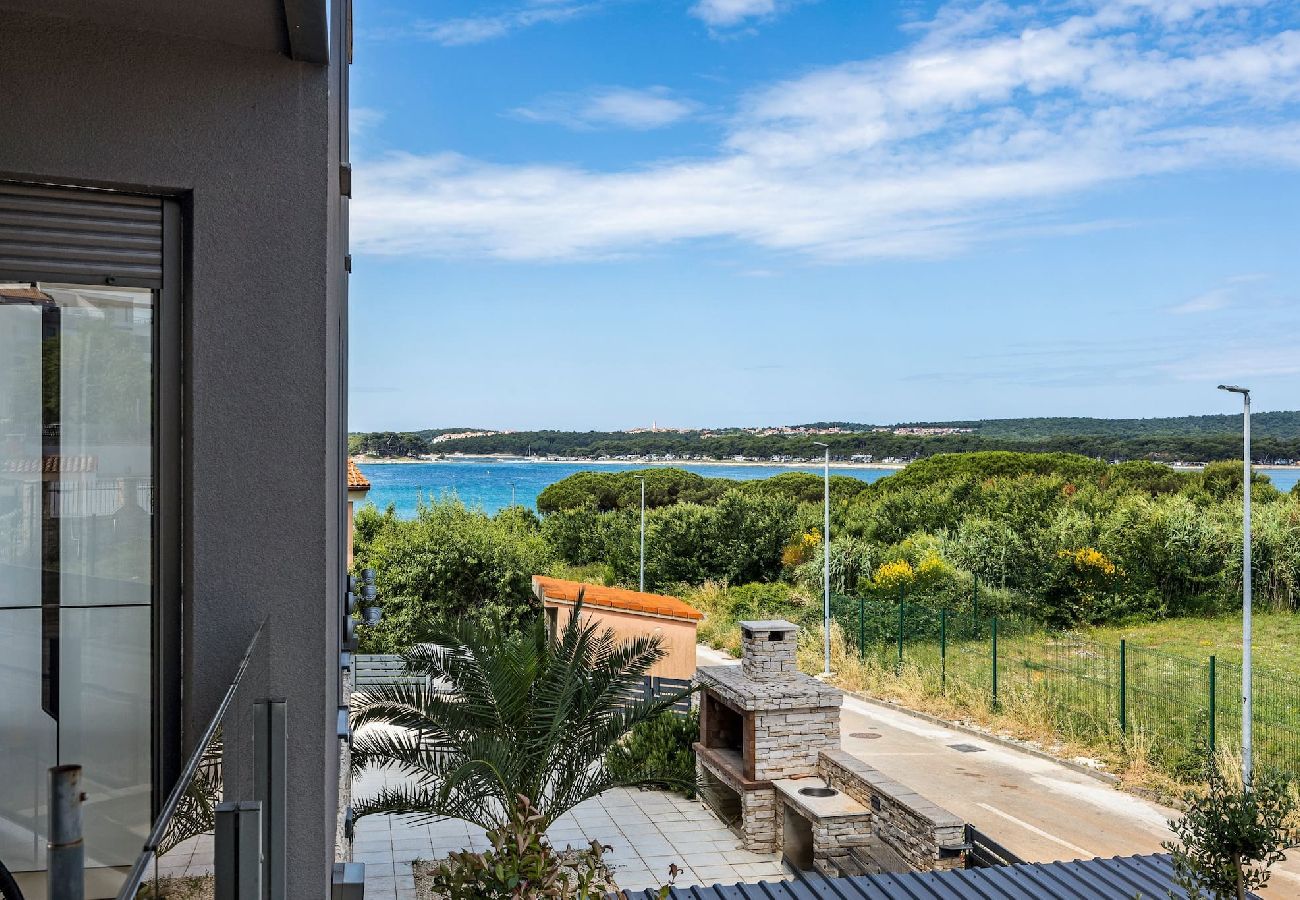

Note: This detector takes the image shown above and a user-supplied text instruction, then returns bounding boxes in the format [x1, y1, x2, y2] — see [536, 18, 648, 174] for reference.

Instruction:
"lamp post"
[635, 475, 646, 593]
[509, 482, 517, 507]
[1219, 383, 1252, 785]
[813, 442, 831, 677]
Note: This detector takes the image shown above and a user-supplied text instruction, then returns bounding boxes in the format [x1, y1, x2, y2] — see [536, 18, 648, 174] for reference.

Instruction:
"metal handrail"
[115, 619, 266, 900]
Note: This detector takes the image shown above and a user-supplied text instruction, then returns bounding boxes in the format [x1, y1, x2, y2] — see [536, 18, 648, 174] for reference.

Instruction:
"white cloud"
[414, 2, 599, 46]
[690, 0, 780, 28]
[354, 0, 1300, 261]
[513, 87, 696, 130]
[349, 107, 386, 136]
[1168, 274, 1273, 314]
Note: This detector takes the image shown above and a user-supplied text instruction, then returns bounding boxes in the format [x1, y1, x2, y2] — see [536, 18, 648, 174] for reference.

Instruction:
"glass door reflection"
[0, 283, 155, 875]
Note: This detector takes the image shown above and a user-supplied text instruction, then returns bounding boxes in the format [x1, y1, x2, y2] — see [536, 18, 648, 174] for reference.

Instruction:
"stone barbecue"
[694, 620, 968, 876]
[693, 620, 842, 852]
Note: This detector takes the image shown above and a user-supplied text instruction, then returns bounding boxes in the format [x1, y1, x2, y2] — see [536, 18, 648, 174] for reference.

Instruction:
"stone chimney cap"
[740, 620, 798, 636]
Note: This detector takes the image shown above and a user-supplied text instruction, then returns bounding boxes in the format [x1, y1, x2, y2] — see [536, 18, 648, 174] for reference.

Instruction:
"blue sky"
[348, 0, 1300, 431]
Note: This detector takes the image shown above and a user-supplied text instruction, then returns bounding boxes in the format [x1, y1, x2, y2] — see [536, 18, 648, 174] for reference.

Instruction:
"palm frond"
[351, 594, 693, 833]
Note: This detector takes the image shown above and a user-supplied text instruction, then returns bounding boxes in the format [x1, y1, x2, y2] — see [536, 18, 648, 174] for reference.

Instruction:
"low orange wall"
[547, 601, 698, 679]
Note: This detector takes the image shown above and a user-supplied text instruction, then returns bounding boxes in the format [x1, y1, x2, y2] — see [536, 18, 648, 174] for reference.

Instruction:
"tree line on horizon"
[348, 410, 1300, 464]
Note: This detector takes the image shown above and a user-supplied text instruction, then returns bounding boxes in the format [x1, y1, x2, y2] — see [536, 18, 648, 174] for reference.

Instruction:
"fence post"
[1119, 640, 1127, 734]
[896, 597, 904, 674]
[858, 598, 865, 658]
[940, 609, 947, 694]
[1208, 655, 1217, 756]
[48, 765, 84, 900]
[973, 574, 979, 622]
[991, 617, 999, 709]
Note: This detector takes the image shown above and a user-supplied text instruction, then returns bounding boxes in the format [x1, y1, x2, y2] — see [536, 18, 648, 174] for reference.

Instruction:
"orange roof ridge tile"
[347, 459, 371, 490]
[532, 575, 703, 622]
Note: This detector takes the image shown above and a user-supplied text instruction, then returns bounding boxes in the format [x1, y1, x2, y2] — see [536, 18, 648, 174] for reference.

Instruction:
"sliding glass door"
[0, 282, 157, 872]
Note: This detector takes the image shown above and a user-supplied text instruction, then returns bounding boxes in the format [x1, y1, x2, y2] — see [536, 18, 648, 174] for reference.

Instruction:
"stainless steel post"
[216, 801, 264, 900]
[48, 765, 84, 900]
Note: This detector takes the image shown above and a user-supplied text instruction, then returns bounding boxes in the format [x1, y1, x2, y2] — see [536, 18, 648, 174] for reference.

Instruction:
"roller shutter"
[0, 182, 163, 288]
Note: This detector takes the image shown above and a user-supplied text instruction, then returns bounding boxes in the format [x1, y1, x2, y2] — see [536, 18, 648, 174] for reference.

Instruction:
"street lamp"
[635, 475, 646, 593]
[1219, 383, 1252, 785]
[813, 441, 831, 677]
[510, 482, 517, 507]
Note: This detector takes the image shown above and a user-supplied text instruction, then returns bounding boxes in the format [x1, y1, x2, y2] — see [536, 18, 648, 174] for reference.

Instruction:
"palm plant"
[351, 597, 695, 836]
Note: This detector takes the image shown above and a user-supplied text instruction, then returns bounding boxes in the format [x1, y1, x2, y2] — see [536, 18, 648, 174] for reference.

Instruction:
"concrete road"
[696, 644, 1300, 895]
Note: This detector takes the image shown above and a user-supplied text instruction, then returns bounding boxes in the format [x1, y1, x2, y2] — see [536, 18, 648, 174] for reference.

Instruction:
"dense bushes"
[605, 710, 699, 798]
[351, 500, 553, 651]
[354, 454, 1300, 647]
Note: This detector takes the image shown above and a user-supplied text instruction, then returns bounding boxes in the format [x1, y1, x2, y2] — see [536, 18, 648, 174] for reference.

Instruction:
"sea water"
[355, 459, 896, 517]
[355, 459, 1299, 518]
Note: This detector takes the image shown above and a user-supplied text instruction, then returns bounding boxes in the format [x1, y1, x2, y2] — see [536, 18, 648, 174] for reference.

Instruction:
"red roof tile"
[532, 575, 703, 622]
[347, 459, 371, 490]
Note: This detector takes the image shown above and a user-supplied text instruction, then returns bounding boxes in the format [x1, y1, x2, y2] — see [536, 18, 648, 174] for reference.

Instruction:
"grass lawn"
[1086, 612, 1300, 674]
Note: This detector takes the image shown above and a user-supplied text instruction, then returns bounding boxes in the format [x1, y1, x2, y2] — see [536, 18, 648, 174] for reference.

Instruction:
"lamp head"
[1218, 384, 1250, 395]
[812, 441, 828, 447]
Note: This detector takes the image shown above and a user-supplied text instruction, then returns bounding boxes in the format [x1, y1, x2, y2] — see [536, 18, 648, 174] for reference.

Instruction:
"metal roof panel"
[617, 855, 1254, 900]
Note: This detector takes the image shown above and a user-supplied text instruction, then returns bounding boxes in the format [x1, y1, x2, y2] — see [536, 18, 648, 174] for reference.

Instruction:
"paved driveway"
[351, 764, 787, 900]
[697, 643, 1300, 896]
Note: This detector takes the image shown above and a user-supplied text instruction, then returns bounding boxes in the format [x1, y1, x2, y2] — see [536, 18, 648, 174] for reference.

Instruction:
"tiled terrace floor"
[352, 769, 788, 900]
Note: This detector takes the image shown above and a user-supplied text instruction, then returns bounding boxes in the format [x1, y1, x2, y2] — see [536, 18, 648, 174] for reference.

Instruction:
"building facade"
[0, 1, 351, 896]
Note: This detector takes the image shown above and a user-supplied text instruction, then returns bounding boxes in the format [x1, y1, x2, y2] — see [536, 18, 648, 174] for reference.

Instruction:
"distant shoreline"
[352, 454, 1300, 473]
[352, 453, 908, 471]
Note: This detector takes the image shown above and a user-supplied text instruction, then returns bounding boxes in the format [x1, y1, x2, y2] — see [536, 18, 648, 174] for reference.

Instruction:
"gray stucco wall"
[0, 7, 346, 896]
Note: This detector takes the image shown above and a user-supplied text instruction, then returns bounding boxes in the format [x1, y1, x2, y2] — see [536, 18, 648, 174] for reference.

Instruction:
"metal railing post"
[1209, 655, 1217, 756]
[216, 801, 263, 900]
[254, 700, 287, 900]
[48, 765, 84, 900]
[1119, 640, 1127, 734]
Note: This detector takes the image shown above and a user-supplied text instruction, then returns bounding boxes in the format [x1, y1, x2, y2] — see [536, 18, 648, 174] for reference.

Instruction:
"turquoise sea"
[355, 460, 1300, 518]
[355, 460, 897, 517]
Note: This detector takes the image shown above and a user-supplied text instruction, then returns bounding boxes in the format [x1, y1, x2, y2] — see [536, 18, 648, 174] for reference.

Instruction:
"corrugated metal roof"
[618, 854, 1255, 900]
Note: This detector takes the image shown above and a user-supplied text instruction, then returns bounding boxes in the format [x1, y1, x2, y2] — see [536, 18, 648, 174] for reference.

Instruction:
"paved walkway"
[352, 762, 787, 899]
[698, 644, 1300, 896]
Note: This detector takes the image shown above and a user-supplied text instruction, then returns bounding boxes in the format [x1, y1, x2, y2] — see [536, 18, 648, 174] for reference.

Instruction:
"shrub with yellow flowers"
[1035, 545, 1123, 628]
[781, 530, 821, 568]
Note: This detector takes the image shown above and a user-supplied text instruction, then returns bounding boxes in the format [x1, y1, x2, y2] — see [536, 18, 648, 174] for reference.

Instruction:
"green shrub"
[606, 710, 699, 799]
[352, 499, 554, 651]
[428, 796, 619, 900]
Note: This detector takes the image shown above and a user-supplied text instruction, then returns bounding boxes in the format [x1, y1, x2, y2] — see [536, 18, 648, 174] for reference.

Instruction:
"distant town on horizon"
[348, 411, 1300, 467]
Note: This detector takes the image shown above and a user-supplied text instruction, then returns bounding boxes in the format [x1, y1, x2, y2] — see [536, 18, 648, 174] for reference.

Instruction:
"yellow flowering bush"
[871, 559, 915, 592]
[781, 530, 820, 568]
[1059, 546, 1118, 576]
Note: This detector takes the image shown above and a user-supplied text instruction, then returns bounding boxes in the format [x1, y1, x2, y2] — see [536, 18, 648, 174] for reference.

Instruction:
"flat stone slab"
[696, 664, 843, 711]
[772, 778, 870, 822]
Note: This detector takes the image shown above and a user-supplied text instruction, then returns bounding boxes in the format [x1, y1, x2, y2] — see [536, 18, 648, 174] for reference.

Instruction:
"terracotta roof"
[532, 575, 703, 622]
[347, 459, 371, 490]
[1, 455, 98, 474]
[0, 286, 52, 302]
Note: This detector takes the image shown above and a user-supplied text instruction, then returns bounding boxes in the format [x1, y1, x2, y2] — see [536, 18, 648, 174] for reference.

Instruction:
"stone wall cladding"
[740, 620, 800, 681]
[817, 749, 966, 872]
[739, 786, 778, 852]
[750, 707, 840, 781]
[696, 754, 778, 852]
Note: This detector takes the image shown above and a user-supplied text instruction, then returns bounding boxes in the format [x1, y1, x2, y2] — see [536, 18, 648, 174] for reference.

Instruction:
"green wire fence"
[831, 591, 1300, 778]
